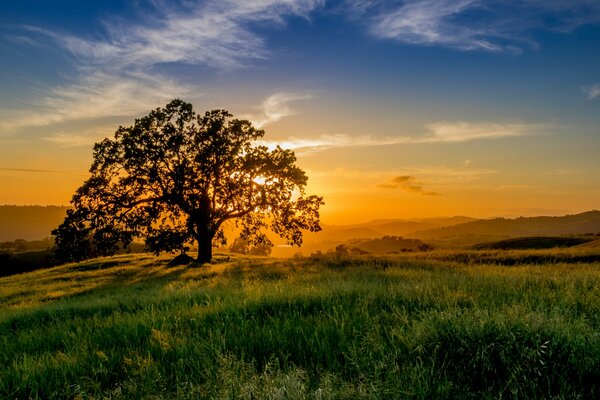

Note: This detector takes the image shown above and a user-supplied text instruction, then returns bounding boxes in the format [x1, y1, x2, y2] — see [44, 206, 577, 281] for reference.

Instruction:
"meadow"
[2, 249, 600, 399]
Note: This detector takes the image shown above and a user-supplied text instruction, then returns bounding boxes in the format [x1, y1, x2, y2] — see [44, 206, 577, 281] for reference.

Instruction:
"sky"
[1, 0, 599, 224]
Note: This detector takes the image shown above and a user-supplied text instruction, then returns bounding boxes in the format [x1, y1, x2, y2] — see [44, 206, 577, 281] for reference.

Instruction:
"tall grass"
[2, 250, 600, 398]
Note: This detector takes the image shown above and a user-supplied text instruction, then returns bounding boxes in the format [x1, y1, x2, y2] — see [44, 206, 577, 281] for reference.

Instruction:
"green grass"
[2, 250, 600, 399]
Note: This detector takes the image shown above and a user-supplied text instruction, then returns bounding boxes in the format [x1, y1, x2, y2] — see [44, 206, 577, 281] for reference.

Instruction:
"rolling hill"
[412, 211, 600, 243]
[272, 216, 477, 255]
[318, 216, 477, 241]
[472, 236, 593, 250]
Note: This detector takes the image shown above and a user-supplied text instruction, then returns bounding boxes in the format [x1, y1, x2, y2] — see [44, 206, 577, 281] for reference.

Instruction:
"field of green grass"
[3, 249, 600, 399]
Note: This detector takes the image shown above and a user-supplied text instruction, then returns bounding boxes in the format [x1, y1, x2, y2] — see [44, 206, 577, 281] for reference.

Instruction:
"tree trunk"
[196, 234, 213, 263]
[192, 195, 213, 264]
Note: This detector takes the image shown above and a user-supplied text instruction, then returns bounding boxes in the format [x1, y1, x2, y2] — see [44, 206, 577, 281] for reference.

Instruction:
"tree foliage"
[53, 100, 323, 263]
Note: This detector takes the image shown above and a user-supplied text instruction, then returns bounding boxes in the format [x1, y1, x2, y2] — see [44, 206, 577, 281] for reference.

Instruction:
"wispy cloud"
[351, 0, 600, 52]
[259, 121, 546, 153]
[42, 125, 117, 147]
[248, 92, 313, 128]
[583, 82, 600, 99]
[0, 167, 84, 175]
[258, 133, 404, 152]
[1, 72, 188, 131]
[378, 175, 440, 196]
[421, 121, 540, 142]
[306, 164, 497, 192]
[405, 165, 497, 182]
[2, 0, 323, 132]
[27, 0, 322, 71]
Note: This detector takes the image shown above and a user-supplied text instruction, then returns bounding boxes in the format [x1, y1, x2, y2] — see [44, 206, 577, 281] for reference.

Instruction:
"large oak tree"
[53, 100, 323, 263]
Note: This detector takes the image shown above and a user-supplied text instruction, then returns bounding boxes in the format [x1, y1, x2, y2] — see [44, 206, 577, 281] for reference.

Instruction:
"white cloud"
[353, 0, 600, 52]
[2, 0, 324, 132]
[371, 0, 498, 51]
[259, 121, 546, 153]
[1, 71, 189, 131]
[422, 121, 540, 142]
[33, 0, 322, 71]
[257, 133, 404, 152]
[583, 82, 600, 99]
[249, 92, 313, 128]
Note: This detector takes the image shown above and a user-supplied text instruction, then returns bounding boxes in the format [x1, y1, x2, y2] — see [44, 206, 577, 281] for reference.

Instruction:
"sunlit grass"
[2, 250, 600, 398]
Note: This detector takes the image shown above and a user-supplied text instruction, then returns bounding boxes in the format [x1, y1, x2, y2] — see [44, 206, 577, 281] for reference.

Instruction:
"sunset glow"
[1, 1, 599, 224]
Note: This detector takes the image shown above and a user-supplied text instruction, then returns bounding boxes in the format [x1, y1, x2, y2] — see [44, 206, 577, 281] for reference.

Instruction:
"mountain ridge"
[411, 210, 600, 241]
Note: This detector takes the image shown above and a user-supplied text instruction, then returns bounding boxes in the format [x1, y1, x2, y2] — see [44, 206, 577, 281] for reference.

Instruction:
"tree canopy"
[53, 99, 323, 263]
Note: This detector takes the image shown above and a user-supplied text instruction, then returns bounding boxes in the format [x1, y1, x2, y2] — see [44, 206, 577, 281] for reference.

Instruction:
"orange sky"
[1, 1, 600, 224]
[1, 114, 599, 225]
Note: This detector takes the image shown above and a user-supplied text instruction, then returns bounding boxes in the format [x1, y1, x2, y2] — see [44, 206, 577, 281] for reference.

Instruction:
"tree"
[53, 99, 323, 263]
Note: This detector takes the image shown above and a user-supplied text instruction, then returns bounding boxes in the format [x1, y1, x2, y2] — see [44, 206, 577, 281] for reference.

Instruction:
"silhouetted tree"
[53, 100, 323, 263]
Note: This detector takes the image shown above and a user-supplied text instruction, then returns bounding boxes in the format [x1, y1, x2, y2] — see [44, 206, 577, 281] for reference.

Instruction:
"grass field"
[2, 250, 600, 399]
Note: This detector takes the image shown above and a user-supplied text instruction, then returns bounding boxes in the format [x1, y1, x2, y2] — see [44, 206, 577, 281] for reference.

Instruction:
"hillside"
[413, 211, 600, 242]
[275, 216, 477, 255]
[317, 216, 477, 241]
[472, 236, 593, 250]
[0, 205, 68, 241]
[3, 251, 600, 398]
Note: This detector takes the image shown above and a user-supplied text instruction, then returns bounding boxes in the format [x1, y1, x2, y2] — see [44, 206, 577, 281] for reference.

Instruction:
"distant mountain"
[359, 216, 478, 237]
[313, 216, 477, 243]
[0, 206, 68, 241]
[8, 205, 600, 254]
[269, 216, 479, 256]
[0, 205, 475, 253]
[412, 211, 600, 241]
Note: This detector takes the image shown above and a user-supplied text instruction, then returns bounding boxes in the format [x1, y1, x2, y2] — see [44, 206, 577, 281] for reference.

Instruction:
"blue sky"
[1, 0, 599, 221]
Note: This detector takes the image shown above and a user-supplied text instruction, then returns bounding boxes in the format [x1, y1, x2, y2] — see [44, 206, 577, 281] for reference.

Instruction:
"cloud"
[248, 92, 313, 128]
[0, 167, 84, 175]
[259, 121, 545, 153]
[421, 121, 541, 142]
[351, 0, 600, 52]
[28, 0, 322, 71]
[2, 0, 323, 132]
[257, 134, 399, 152]
[43, 134, 98, 147]
[583, 82, 600, 99]
[404, 165, 497, 182]
[42, 125, 116, 147]
[378, 175, 440, 196]
[305, 164, 497, 193]
[1, 71, 189, 131]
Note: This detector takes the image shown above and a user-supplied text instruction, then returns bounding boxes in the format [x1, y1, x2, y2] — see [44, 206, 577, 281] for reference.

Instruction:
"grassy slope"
[2, 251, 600, 399]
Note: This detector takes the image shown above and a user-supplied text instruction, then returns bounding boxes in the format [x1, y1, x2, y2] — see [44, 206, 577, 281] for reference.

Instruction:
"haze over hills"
[309, 216, 477, 243]
[412, 211, 600, 244]
[0, 206, 478, 244]
[0, 206, 68, 241]
[2, 206, 600, 253]
[276, 216, 479, 255]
